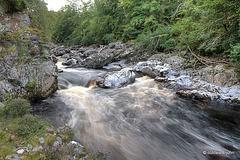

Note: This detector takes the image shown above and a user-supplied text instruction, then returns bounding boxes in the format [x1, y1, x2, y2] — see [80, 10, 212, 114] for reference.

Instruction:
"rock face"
[134, 55, 240, 103]
[0, 57, 58, 102]
[96, 68, 136, 88]
[0, 11, 58, 102]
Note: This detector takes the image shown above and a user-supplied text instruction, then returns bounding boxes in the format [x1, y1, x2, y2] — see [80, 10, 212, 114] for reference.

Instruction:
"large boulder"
[197, 65, 239, 87]
[51, 46, 68, 56]
[134, 61, 170, 78]
[0, 57, 58, 102]
[96, 68, 136, 88]
[82, 48, 121, 69]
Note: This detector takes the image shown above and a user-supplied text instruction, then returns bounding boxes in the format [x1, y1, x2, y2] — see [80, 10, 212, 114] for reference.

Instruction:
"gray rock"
[53, 141, 60, 148]
[5, 154, 23, 160]
[82, 49, 122, 69]
[0, 55, 58, 102]
[39, 137, 45, 144]
[62, 54, 70, 59]
[56, 137, 62, 145]
[134, 61, 170, 78]
[32, 146, 43, 152]
[58, 69, 63, 73]
[82, 49, 98, 57]
[27, 144, 33, 150]
[16, 149, 24, 154]
[52, 46, 66, 56]
[62, 59, 77, 66]
[102, 63, 122, 71]
[30, 35, 39, 42]
[96, 68, 136, 88]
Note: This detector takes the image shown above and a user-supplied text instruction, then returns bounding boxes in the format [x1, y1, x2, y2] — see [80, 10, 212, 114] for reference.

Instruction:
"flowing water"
[35, 63, 240, 160]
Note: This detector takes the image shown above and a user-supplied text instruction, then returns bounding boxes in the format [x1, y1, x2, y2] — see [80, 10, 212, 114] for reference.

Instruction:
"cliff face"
[0, 10, 58, 102]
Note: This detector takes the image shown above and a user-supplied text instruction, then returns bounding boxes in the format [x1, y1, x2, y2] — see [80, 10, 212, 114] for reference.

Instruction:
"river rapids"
[35, 62, 240, 160]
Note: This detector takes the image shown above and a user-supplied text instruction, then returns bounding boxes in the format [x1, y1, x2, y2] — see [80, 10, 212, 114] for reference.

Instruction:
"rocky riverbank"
[53, 42, 240, 104]
[0, 11, 58, 102]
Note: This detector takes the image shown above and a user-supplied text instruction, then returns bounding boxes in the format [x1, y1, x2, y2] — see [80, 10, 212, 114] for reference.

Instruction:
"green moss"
[25, 80, 37, 91]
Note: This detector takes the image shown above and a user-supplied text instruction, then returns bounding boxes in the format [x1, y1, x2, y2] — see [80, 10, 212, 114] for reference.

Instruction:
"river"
[34, 62, 240, 160]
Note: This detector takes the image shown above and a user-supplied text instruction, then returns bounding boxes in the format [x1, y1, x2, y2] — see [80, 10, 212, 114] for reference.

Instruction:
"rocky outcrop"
[96, 68, 136, 88]
[51, 41, 240, 103]
[52, 42, 137, 69]
[0, 11, 58, 102]
[0, 58, 58, 102]
[134, 61, 170, 78]
[134, 54, 240, 103]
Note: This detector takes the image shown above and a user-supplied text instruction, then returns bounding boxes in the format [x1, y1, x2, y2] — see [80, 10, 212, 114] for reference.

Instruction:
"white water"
[36, 65, 240, 160]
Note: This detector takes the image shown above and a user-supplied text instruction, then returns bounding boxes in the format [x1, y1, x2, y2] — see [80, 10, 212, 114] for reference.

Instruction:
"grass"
[0, 98, 108, 159]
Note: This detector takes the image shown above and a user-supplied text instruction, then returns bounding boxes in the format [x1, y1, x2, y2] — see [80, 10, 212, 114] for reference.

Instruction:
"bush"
[229, 43, 240, 64]
[135, 25, 173, 52]
[3, 98, 31, 118]
[3, 0, 27, 12]
[102, 34, 116, 45]
[122, 27, 141, 42]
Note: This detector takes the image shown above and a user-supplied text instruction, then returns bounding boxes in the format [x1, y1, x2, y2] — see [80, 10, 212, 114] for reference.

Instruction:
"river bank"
[52, 42, 240, 104]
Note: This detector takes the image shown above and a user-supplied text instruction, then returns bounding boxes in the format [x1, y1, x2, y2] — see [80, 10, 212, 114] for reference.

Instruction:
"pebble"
[39, 137, 45, 144]
[32, 146, 43, 152]
[16, 149, 24, 154]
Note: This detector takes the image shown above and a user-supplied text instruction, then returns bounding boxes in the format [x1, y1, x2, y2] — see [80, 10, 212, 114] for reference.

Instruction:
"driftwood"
[187, 46, 229, 69]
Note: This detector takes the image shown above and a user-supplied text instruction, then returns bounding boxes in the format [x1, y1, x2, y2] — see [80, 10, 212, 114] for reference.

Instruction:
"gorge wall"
[0, 9, 57, 102]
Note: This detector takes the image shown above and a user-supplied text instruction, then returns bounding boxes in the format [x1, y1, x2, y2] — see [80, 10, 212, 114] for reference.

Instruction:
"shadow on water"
[34, 66, 240, 160]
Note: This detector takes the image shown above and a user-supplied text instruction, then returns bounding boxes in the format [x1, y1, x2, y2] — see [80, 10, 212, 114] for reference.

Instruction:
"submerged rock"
[96, 68, 136, 88]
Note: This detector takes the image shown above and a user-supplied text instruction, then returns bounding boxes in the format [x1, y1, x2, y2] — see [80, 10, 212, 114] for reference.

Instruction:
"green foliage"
[51, 0, 240, 63]
[2, 0, 27, 12]
[136, 25, 174, 51]
[229, 43, 240, 64]
[15, 114, 47, 138]
[102, 33, 116, 44]
[122, 27, 141, 42]
[1, 98, 31, 118]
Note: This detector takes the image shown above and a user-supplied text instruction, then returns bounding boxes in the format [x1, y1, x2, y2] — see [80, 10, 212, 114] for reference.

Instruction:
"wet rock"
[154, 76, 169, 83]
[102, 62, 123, 71]
[176, 90, 212, 101]
[96, 68, 136, 88]
[134, 61, 170, 78]
[62, 59, 77, 66]
[58, 69, 63, 73]
[62, 54, 70, 59]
